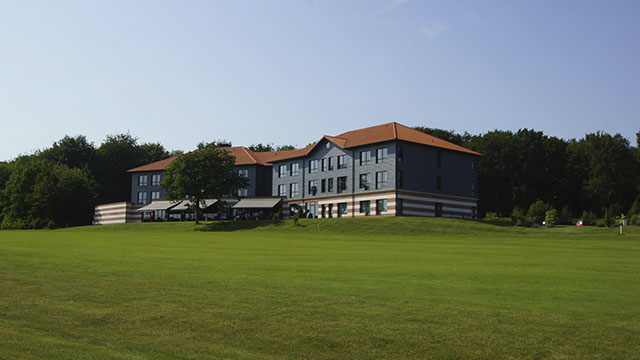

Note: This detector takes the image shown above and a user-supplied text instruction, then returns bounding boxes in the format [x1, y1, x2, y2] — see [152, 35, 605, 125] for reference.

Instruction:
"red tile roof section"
[127, 146, 272, 172]
[127, 122, 481, 171]
[266, 122, 482, 162]
[127, 156, 177, 172]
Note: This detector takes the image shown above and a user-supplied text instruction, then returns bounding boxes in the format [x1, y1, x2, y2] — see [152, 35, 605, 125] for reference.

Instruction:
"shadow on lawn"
[199, 219, 296, 232]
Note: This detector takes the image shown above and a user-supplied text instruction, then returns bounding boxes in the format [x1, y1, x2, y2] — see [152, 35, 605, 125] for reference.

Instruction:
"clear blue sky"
[1, 0, 639, 160]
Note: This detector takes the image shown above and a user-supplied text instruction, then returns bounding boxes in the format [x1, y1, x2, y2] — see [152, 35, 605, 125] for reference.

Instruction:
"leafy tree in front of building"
[160, 143, 248, 224]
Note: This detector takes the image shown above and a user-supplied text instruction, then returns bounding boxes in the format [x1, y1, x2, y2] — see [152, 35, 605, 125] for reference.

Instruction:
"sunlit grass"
[1, 218, 639, 359]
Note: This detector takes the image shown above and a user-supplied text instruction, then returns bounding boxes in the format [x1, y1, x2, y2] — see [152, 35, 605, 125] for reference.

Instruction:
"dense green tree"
[249, 143, 275, 152]
[567, 132, 636, 216]
[526, 200, 552, 224]
[0, 158, 96, 228]
[137, 142, 170, 165]
[465, 129, 569, 216]
[160, 144, 248, 224]
[39, 135, 96, 169]
[249, 143, 296, 152]
[93, 134, 171, 204]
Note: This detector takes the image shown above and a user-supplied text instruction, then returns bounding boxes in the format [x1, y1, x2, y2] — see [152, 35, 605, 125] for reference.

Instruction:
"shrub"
[580, 210, 596, 222]
[631, 214, 640, 226]
[604, 206, 615, 227]
[527, 200, 551, 224]
[545, 209, 558, 227]
[628, 199, 640, 216]
[559, 206, 573, 225]
[511, 207, 527, 224]
[483, 212, 514, 226]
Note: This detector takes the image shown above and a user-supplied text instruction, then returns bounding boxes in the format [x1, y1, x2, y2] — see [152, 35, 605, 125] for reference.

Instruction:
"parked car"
[576, 219, 596, 226]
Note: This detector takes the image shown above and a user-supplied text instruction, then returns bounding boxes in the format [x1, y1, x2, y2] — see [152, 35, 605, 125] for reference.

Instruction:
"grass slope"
[1, 218, 639, 359]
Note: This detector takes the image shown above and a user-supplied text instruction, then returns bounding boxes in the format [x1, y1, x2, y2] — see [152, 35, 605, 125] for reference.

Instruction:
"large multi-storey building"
[269, 122, 480, 218]
[93, 122, 481, 224]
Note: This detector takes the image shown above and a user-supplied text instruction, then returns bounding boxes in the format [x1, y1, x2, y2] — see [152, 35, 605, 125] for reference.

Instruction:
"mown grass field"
[1, 218, 639, 359]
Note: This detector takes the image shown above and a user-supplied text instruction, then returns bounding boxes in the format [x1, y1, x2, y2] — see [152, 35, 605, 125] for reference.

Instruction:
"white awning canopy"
[170, 199, 219, 211]
[233, 198, 282, 209]
[136, 200, 180, 212]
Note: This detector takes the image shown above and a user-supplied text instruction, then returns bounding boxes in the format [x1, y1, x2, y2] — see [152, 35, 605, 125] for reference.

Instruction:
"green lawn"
[1, 218, 639, 359]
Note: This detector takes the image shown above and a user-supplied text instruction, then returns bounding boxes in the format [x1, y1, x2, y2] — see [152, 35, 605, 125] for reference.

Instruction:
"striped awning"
[136, 200, 179, 212]
[170, 199, 218, 211]
[232, 198, 282, 209]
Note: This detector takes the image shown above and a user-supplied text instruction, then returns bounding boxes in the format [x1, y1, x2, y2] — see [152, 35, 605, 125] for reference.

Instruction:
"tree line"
[0, 134, 176, 228]
[0, 128, 638, 229]
[414, 127, 640, 224]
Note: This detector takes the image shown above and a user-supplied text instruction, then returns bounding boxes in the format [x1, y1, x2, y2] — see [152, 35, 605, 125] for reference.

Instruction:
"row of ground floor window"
[93, 191, 478, 225]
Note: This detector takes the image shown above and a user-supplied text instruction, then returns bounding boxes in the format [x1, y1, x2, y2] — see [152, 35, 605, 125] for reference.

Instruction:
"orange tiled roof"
[337, 122, 482, 156]
[265, 122, 481, 162]
[127, 146, 270, 172]
[127, 122, 481, 171]
[127, 156, 177, 172]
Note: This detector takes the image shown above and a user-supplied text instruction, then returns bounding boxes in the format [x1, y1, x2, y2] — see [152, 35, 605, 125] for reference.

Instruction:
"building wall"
[271, 139, 355, 202]
[131, 164, 272, 204]
[93, 202, 142, 224]
[396, 140, 478, 199]
[353, 141, 397, 195]
[130, 171, 165, 205]
[255, 165, 273, 196]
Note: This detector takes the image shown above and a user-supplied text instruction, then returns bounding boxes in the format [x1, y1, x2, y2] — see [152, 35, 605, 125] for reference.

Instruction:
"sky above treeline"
[1, 0, 639, 161]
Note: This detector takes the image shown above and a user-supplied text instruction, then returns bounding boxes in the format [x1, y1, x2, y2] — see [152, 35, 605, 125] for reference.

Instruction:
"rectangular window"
[328, 178, 334, 192]
[376, 171, 388, 189]
[309, 159, 319, 173]
[238, 188, 248, 197]
[321, 158, 327, 172]
[436, 149, 442, 168]
[376, 199, 387, 215]
[397, 147, 403, 162]
[471, 181, 476, 196]
[154, 210, 165, 221]
[290, 163, 299, 176]
[396, 170, 403, 188]
[436, 176, 442, 191]
[278, 184, 287, 197]
[338, 155, 347, 169]
[321, 179, 326, 193]
[338, 202, 347, 217]
[321, 204, 326, 218]
[138, 175, 148, 186]
[360, 151, 371, 166]
[328, 157, 334, 170]
[337, 176, 347, 193]
[238, 169, 248, 178]
[471, 159, 476, 171]
[359, 173, 371, 190]
[152, 174, 162, 186]
[137, 191, 147, 204]
[279, 165, 287, 178]
[290, 183, 299, 198]
[328, 204, 333, 218]
[376, 148, 388, 163]
[360, 200, 371, 216]
[308, 180, 318, 195]
[151, 191, 160, 200]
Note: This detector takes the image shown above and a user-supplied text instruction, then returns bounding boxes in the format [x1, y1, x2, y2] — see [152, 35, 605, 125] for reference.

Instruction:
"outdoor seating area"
[135, 198, 284, 222]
